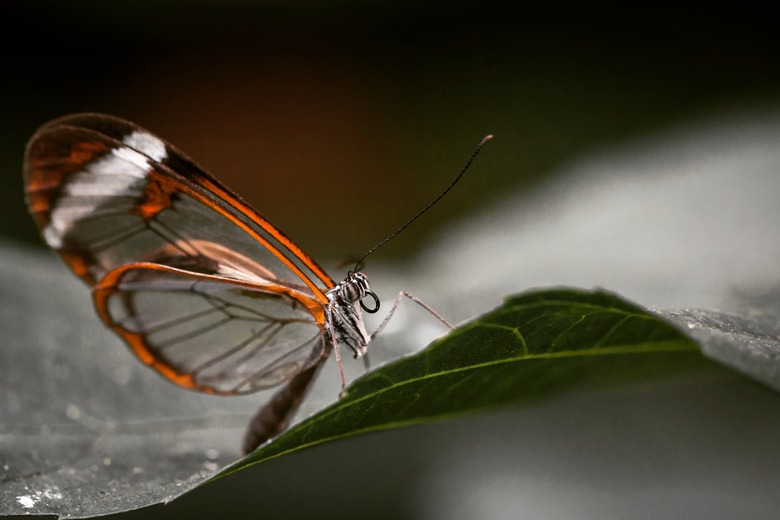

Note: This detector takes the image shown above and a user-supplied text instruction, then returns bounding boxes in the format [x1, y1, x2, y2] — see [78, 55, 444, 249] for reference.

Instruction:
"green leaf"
[215, 288, 710, 479]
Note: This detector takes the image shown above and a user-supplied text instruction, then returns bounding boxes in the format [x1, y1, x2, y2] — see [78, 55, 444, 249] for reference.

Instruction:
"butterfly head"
[325, 271, 380, 358]
[335, 271, 380, 314]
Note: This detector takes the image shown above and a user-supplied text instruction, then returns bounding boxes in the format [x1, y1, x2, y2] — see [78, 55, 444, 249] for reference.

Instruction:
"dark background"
[3, 5, 779, 262]
[3, 4, 780, 519]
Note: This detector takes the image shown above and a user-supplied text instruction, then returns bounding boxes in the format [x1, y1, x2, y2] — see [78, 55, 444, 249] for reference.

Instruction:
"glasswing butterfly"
[24, 113, 491, 454]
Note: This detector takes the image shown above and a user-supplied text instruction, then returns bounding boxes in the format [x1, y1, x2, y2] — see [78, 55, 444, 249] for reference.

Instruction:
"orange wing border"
[24, 113, 336, 300]
[93, 261, 327, 395]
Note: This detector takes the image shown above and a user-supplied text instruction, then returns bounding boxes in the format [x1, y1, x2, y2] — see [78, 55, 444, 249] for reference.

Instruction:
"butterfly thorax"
[324, 272, 378, 358]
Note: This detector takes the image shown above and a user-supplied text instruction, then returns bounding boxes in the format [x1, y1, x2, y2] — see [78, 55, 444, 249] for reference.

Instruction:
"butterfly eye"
[339, 282, 360, 303]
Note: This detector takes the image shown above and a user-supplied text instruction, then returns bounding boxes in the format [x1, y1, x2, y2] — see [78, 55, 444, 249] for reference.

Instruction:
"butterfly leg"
[332, 336, 348, 399]
[370, 291, 453, 341]
[324, 307, 349, 399]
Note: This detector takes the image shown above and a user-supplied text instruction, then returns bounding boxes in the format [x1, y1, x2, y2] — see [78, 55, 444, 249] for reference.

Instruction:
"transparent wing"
[94, 262, 328, 395]
[24, 113, 334, 300]
[24, 113, 337, 394]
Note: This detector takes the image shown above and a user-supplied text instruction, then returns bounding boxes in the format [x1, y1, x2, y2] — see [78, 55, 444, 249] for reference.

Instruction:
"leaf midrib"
[346, 338, 698, 404]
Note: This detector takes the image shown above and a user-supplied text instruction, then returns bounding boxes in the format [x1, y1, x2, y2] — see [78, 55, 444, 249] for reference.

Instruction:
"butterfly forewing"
[24, 113, 334, 296]
[94, 263, 326, 394]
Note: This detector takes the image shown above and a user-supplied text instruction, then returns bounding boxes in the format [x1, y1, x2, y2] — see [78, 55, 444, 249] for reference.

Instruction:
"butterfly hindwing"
[94, 262, 327, 394]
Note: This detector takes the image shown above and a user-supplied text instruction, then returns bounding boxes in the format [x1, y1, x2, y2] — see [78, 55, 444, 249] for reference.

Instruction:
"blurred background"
[3, 3, 780, 519]
[3, 4, 779, 263]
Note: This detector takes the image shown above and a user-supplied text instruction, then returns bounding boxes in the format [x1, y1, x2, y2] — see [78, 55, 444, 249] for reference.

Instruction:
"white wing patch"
[43, 142, 155, 248]
[123, 130, 168, 163]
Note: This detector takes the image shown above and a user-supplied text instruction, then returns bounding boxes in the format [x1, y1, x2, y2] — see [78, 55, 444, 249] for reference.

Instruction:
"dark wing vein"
[99, 264, 326, 394]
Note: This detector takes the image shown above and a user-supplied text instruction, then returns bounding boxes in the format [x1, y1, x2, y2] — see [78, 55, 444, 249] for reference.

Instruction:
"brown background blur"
[3, 4, 779, 266]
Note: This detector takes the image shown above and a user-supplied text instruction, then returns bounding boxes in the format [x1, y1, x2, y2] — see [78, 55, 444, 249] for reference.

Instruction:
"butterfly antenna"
[353, 134, 494, 270]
